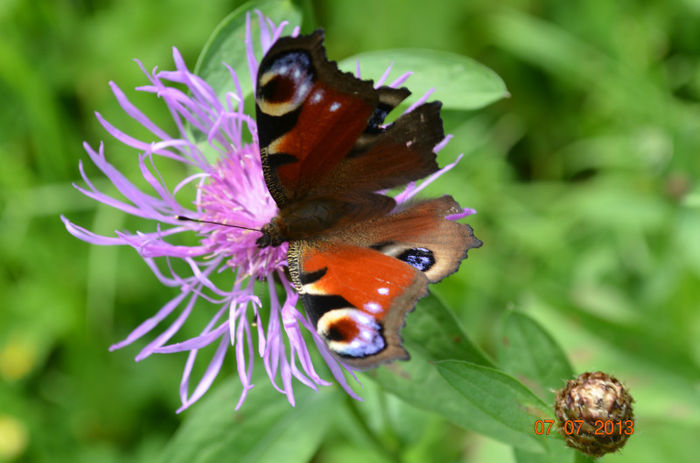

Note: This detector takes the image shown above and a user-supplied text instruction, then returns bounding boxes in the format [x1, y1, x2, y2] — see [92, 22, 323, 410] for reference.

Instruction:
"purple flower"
[62, 12, 470, 411]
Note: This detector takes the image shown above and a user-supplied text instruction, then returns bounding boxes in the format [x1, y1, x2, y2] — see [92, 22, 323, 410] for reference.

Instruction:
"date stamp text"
[534, 419, 634, 436]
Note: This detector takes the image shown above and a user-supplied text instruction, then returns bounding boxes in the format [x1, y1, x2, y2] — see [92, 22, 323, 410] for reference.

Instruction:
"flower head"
[554, 371, 635, 457]
[63, 12, 468, 411]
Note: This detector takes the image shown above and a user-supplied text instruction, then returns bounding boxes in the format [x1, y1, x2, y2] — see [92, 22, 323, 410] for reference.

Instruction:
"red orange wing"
[289, 239, 428, 369]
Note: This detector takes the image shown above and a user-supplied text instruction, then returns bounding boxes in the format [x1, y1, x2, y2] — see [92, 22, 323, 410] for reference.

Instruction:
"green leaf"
[366, 295, 551, 451]
[403, 293, 495, 366]
[159, 377, 341, 463]
[366, 355, 546, 452]
[368, 355, 548, 452]
[438, 360, 552, 452]
[195, 0, 302, 101]
[339, 49, 508, 111]
[499, 311, 574, 403]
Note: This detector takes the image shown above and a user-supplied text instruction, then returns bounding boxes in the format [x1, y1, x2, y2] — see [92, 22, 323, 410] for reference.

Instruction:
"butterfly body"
[254, 31, 481, 369]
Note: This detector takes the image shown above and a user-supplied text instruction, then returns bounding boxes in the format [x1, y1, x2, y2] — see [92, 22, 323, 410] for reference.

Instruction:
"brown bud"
[554, 371, 634, 457]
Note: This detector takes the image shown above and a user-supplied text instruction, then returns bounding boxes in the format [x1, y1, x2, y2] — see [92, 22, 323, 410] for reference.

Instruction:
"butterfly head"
[256, 219, 285, 248]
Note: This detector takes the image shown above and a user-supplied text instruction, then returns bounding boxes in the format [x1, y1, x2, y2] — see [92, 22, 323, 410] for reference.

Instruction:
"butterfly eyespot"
[318, 308, 385, 358]
[325, 325, 346, 341]
[397, 247, 435, 272]
[260, 75, 296, 103]
[257, 52, 314, 116]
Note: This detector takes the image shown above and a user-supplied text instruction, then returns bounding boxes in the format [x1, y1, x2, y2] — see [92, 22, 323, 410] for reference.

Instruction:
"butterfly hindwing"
[346, 195, 482, 283]
[290, 239, 427, 369]
[288, 196, 481, 368]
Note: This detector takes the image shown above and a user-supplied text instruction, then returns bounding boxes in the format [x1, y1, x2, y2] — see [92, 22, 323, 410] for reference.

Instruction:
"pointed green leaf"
[366, 296, 544, 453]
[339, 49, 508, 110]
[367, 354, 546, 453]
[437, 360, 552, 452]
[402, 293, 494, 366]
[365, 295, 552, 451]
[499, 311, 574, 403]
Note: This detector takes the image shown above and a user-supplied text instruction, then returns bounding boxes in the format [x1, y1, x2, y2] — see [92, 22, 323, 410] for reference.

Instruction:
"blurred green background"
[1, 0, 699, 462]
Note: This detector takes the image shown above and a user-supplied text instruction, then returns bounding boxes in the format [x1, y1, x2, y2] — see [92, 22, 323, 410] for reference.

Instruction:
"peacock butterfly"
[254, 30, 481, 369]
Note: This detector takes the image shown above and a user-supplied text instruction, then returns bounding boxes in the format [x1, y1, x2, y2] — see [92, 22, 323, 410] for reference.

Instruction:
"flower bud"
[554, 371, 634, 457]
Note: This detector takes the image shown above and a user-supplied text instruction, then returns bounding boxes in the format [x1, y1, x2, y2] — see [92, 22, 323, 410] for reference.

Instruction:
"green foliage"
[158, 371, 342, 463]
[338, 49, 508, 111]
[1, 0, 699, 462]
[367, 296, 545, 453]
[499, 311, 573, 403]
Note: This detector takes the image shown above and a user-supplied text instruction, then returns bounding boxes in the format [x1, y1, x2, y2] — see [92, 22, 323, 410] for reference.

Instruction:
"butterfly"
[254, 30, 481, 369]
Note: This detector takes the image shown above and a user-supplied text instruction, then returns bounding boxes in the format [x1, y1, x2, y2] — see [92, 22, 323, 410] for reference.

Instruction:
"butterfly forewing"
[256, 31, 444, 207]
[256, 31, 377, 207]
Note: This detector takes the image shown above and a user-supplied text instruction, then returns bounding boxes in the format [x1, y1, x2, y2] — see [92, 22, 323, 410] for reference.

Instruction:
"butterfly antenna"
[175, 215, 261, 232]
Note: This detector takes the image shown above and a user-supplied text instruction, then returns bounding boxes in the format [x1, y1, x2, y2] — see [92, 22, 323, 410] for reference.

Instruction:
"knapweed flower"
[62, 12, 470, 411]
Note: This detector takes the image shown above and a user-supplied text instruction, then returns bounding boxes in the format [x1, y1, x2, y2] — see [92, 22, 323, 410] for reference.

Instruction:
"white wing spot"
[311, 90, 324, 104]
[364, 302, 382, 313]
[330, 102, 341, 112]
[378, 287, 389, 295]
